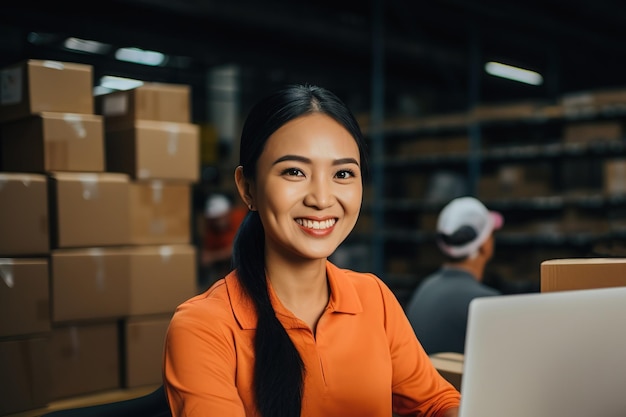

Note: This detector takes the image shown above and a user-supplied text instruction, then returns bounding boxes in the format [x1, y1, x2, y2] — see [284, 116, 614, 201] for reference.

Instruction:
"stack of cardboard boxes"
[0, 59, 199, 414]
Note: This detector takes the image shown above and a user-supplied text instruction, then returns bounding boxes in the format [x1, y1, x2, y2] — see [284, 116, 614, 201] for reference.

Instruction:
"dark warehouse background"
[3, 0, 626, 118]
[3, 1, 626, 296]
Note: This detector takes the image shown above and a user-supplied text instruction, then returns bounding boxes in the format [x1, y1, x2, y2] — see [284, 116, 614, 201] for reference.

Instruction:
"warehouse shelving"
[342, 92, 626, 304]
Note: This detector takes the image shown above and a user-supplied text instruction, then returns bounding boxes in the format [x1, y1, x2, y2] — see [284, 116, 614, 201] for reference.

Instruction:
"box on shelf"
[0, 337, 51, 415]
[122, 314, 171, 388]
[127, 244, 197, 316]
[50, 244, 196, 322]
[48, 172, 131, 248]
[0, 173, 49, 256]
[105, 120, 199, 182]
[470, 100, 548, 121]
[50, 248, 131, 323]
[129, 181, 191, 245]
[0, 258, 50, 338]
[562, 120, 623, 144]
[96, 82, 191, 130]
[0, 59, 93, 123]
[604, 159, 626, 195]
[48, 321, 120, 401]
[1, 112, 105, 173]
[561, 88, 626, 111]
[541, 258, 626, 292]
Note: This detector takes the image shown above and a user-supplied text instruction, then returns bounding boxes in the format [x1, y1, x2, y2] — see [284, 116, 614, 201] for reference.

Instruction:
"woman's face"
[248, 113, 363, 262]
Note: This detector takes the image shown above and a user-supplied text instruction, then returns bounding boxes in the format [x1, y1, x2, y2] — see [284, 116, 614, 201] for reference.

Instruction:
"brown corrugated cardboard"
[1, 112, 105, 172]
[0, 60, 93, 123]
[0, 258, 51, 338]
[604, 159, 626, 194]
[429, 352, 464, 391]
[50, 248, 130, 323]
[129, 181, 191, 245]
[127, 244, 197, 316]
[122, 314, 171, 388]
[96, 82, 191, 130]
[105, 120, 199, 182]
[541, 258, 626, 292]
[48, 322, 120, 400]
[563, 120, 623, 144]
[0, 173, 49, 256]
[0, 337, 51, 415]
[50, 245, 196, 322]
[48, 172, 132, 248]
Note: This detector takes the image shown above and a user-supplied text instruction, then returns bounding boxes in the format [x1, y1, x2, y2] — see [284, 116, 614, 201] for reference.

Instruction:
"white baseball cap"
[204, 194, 231, 219]
[436, 196, 504, 259]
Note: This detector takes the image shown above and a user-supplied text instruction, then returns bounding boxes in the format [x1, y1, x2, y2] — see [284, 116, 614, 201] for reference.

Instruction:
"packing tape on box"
[88, 248, 105, 290]
[159, 245, 173, 263]
[166, 123, 180, 155]
[151, 180, 164, 203]
[63, 113, 87, 138]
[42, 60, 66, 70]
[0, 259, 15, 288]
[0, 174, 34, 190]
[79, 174, 99, 200]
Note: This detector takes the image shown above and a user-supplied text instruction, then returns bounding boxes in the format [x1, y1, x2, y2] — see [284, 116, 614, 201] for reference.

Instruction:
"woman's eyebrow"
[272, 155, 309, 165]
[334, 157, 360, 167]
[272, 155, 360, 167]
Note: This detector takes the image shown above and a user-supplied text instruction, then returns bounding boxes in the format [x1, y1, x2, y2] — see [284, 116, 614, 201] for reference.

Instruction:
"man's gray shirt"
[405, 266, 501, 354]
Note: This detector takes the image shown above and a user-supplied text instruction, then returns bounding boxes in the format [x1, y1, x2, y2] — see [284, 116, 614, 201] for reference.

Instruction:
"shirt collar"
[226, 261, 363, 330]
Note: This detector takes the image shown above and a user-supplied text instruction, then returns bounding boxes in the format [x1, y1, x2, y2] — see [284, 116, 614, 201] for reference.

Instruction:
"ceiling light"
[64, 37, 111, 54]
[98, 75, 144, 91]
[115, 47, 166, 66]
[485, 61, 543, 86]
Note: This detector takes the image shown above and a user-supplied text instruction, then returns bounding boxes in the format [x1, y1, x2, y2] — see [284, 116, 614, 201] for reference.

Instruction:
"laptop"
[459, 286, 626, 417]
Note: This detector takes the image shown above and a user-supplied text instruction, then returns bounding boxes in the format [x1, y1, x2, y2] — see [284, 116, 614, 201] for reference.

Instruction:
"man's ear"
[234, 166, 255, 210]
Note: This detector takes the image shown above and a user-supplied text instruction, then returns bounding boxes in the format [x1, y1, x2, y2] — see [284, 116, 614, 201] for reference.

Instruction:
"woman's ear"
[234, 166, 255, 210]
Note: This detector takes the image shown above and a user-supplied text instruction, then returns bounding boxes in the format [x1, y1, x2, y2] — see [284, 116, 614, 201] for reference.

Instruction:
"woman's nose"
[304, 177, 335, 208]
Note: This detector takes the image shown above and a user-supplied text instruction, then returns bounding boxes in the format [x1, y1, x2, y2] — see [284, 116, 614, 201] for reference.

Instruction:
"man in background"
[199, 193, 246, 291]
[405, 196, 503, 355]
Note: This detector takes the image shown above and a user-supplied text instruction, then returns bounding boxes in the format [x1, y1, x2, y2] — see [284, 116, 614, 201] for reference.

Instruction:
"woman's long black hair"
[232, 84, 369, 417]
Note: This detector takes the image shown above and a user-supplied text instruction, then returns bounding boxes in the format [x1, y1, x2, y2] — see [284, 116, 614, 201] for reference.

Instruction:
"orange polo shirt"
[163, 261, 460, 417]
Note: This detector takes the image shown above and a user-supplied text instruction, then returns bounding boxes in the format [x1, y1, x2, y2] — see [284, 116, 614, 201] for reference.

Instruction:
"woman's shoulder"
[171, 278, 238, 323]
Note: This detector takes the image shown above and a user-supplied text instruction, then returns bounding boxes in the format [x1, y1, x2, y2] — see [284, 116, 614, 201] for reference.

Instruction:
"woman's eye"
[336, 169, 356, 179]
[281, 168, 304, 177]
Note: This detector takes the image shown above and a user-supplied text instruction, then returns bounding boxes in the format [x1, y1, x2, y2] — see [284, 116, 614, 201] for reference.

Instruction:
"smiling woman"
[162, 84, 461, 417]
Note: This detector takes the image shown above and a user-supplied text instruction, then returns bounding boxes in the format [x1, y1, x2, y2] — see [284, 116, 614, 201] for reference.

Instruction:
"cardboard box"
[471, 100, 547, 121]
[541, 258, 626, 292]
[0, 258, 51, 338]
[48, 322, 120, 400]
[127, 245, 197, 316]
[1, 112, 105, 172]
[48, 172, 131, 248]
[429, 352, 464, 391]
[0, 173, 49, 256]
[50, 248, 130, 323]
[105, 120, 199, 182]
[96, 82, 191, 130]
[0, 59, 93, 123]
[122, 314, 171, 388]
[50, 245, 196, 322]
[129, 181, 191, 245]
[604, 159, 626, 195]
[0, 337, 51, 415]
[563, 121, 622, 144]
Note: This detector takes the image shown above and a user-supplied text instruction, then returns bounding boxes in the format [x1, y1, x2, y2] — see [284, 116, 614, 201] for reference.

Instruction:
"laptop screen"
[459, 286, 626, 417]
